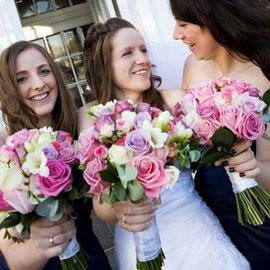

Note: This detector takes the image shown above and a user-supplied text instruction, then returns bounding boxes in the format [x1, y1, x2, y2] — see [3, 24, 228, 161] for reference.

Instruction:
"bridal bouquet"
[174, 76, 270, 225]
[78, 100, 180, 270]
[0, 127, 87, 270]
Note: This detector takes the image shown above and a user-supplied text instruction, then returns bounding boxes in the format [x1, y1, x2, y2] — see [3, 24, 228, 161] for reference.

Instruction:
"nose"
[135, 51, 149, 65]
[173, 24, 184, 41]
[31, 75, 45, 90]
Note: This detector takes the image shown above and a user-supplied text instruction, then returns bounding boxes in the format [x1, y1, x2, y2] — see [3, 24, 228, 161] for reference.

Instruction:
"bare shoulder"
[160, 88, 186, 111]
[77, 101, 98, 133]
[181, 54, 212, 89]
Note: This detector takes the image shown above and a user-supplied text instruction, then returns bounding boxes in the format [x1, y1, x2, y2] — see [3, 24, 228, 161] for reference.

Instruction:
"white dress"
[114, 171, 250, 270]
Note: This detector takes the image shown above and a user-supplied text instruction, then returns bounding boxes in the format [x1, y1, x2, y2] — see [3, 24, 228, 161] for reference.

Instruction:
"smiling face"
[15, 48, 58, 126]
[111, 28, 152, 102]
[173, 19, 221, 60]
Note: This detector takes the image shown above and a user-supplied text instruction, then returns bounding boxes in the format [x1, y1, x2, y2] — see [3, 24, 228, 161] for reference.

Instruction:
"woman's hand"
[114, 197, 160, 232]
[30, 215, 76, 259]
[216, 140, 260, 178]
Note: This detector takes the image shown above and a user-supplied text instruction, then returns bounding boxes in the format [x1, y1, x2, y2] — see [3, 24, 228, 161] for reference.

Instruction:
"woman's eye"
[141, 48, 148, 54]
[39, 69, 51, 76]
[122, 50, 132, 57]
[16, 77, 27, 84]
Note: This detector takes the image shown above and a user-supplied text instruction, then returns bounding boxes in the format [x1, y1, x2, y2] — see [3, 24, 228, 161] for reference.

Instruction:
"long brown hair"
[0, 41, 77, 136]
[83, 17, 165, 109]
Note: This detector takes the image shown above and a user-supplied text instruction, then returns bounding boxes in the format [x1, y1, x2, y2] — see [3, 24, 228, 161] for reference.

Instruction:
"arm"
[0, 216, 76, 270]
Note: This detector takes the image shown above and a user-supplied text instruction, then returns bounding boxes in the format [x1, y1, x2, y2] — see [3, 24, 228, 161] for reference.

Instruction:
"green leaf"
[36, 198, 65, 221]
[99, 164, 119, 183]
[116, 164, 138, 188]
[189, 150, 201, 163]
[262, 113, 270, 124]
[101, 193, 116, 204]
[212, 127, 235, 150]
[263, 88, 270, 113]
[200, 148, 227, 165]
[20, 214, 34, 232]
[0, 213, 21, 229]
[128, 180, 144, 203]
[113, 181, 127, 201]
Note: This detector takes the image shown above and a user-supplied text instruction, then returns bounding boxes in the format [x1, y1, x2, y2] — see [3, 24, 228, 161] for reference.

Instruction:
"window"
[33, 25, 93, 108]
[15, 0, 87, 19]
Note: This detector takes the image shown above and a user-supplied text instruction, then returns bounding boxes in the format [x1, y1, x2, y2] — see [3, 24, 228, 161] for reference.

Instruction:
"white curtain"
[0, 0, 25, 53]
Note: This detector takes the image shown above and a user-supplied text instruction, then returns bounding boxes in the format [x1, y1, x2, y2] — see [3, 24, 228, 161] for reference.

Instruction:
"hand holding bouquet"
[0, 127, 87, 270]
[174, 76, 270, 225]
[78, 100, 180, 270]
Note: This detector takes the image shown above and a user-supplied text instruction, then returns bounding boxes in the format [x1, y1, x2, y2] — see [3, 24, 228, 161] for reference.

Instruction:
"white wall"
[115, 0, 190, 89]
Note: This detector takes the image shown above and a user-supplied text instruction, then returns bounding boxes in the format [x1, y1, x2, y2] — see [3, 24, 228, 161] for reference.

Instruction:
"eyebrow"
[16, 64, 51, 75]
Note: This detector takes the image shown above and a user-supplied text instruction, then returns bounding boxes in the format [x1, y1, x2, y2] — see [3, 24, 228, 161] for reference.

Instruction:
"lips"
[132, 69, 149, 75]
[30, 92, 49, 101]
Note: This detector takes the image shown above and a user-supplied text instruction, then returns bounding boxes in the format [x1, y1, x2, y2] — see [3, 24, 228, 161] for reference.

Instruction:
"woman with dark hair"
[169, 0, 270, 269]
[80, 17, 250, 270]
[0, 40, 111, 270]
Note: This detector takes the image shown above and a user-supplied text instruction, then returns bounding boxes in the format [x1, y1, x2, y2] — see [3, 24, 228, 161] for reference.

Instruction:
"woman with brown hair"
[80, 17, 249, 270]
[0, 40, 111, 270]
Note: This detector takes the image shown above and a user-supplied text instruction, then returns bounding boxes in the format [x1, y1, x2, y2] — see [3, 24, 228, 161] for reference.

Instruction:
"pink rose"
[83, 158, 109, 195]
[0, 191, 12, 211]
[93, 145, 108, 159]
[115, 100, 133, 114]
[56, 130, 73, 144]
[173, 93, 197, 123]
[219, 105, 243, 136]
[194, 119, 220, 145]
[132, 155, 168, 198]
[188, 81, 216, 102]
[38, 159, 72, 196]
[6, 129, 32, 157]
[136, 102, 150, 112]
[78, 128, 100, 163]
[3, 189, 35, 214]
[197, 97, 219, 120]
[0, 145, 18, 164]
[58, 142, 77, 163]
[237, 113, 265, 140]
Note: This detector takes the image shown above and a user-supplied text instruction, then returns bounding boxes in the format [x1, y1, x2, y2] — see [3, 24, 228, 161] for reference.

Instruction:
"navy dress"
[195, 164, 270, 270]
[0, 199, 111, 270]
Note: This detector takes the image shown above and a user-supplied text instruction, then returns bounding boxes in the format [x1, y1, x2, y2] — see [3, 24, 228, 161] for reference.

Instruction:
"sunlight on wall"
[23, 25, 54, 40]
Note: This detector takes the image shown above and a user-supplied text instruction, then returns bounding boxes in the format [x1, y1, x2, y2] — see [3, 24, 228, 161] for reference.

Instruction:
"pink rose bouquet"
[78, 100, 180, 270]
[174, 76, 270, 226]
[0, 127, 87, 270]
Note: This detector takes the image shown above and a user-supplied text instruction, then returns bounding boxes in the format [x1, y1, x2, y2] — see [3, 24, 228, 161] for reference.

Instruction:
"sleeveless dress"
[115, 171, 250, 270]
[195, 164, 270, 270]
[0, 199, 111, 270]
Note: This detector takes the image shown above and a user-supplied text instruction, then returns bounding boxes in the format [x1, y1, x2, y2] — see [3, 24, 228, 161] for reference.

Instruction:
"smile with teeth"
[132, 69, 149, 75]
[31, 92, 49, 101]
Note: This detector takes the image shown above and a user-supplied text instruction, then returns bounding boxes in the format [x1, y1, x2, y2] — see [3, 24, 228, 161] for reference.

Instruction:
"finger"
[118, 220, 152, 233]
[228, 150, 255, 167]
[230, 140, 252, 155]
[240, 167, 260, 179]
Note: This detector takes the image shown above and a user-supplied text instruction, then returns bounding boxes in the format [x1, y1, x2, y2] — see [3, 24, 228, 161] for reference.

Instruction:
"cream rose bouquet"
[174, 76, 270, 226]
[0, 127, 87, 270]
[78, 100, 180, 270]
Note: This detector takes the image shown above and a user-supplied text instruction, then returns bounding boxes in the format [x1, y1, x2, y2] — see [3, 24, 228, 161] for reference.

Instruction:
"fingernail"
[229, 167, 235, 173]
[229, 148, 236, 156]
[239, 172, 245, 177]
[221, 160, 229, 166]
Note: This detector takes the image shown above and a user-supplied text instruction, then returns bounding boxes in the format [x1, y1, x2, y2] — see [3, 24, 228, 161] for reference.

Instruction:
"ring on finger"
[122, 214, 126, 224]
[49, 236, 55, 246]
